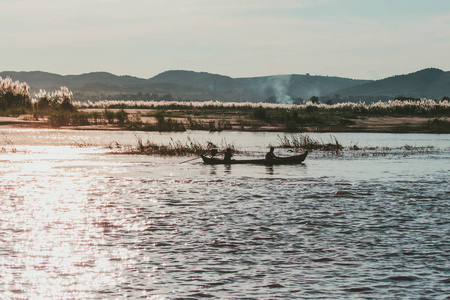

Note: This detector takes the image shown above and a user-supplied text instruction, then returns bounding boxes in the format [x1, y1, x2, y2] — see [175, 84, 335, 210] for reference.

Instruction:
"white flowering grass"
[34, 86, 73, 104]
[74, 99, 450, 115]
[0, 77, 32, 113]
[0, 77, 30, 97]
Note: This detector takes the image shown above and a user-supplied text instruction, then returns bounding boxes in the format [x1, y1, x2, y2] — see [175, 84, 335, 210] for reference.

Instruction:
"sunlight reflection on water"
[1, 156, 127, 298]
[1, 130, 449, 299]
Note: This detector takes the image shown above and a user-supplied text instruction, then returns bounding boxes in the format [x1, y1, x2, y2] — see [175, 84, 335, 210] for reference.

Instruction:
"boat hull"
[201, 151, 308, 165]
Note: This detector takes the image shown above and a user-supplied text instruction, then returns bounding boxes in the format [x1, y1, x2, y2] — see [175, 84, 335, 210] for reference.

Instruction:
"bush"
[34, 87, 76, 117]
[0, 107, 30, 117]
[252, 106, 269, 121]
[0, 77, 32, 112]
[423, 118, 450, 133]
[48, 111, 91, 127]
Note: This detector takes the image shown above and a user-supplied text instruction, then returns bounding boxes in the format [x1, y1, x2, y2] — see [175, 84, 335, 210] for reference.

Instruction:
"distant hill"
[150, 70, 235, 90]
[333, 68, 450, 101]
[0, 71, 148, 91]
[235, 74, 369, 103]
[1, 68, 449, 103]
[151, 71, 370, 102]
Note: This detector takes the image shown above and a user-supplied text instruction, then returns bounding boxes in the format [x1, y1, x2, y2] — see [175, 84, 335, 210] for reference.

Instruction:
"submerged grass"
[187, 117, 232, 132]
[130, 137, 237, 156]
[277, 134, 343, 151]
[112, 133, 442, 158]
[276, 133, 443, 158]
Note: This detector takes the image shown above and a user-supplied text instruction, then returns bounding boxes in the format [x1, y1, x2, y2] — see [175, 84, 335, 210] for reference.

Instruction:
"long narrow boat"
[201, 151, 308, 165]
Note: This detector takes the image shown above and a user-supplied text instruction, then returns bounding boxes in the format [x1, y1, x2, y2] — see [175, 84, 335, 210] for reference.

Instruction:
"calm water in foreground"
[1, 129, 449, 299]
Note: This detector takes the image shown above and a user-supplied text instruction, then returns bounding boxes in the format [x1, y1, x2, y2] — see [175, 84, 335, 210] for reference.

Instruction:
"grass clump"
[131, 137, 238, 156]
[278, 134, 343, 151]
[134, 137, 207, 156]
[187, 117, 232, 132]
[422, 118, 450, 133]
[0, 77, 32, 113]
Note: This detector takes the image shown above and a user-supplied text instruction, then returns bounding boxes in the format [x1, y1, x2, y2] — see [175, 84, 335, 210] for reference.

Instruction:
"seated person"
[224, 148, 233, 162]
[265, 147, 277, 162]
[210, 148, 218, 157]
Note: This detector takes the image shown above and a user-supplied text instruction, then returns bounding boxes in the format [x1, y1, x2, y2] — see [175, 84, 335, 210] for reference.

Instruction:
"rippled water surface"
[1, 130, 449, 299]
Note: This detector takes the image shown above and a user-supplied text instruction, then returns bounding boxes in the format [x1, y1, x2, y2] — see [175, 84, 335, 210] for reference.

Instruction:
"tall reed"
[278, 134, 343, 151]
[133, 137, 219, 156]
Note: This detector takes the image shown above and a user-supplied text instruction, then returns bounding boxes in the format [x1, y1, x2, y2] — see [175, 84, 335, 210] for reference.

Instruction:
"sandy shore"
[0, 114, 447, 133]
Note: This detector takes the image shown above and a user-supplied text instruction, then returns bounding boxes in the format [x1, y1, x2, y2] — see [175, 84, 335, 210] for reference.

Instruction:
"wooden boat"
[201, 151, 308, 165]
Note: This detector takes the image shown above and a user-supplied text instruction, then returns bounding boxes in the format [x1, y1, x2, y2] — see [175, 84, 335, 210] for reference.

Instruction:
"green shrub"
[48, 111, 91, 127]
[34, 87, 76, 118]
[252, 106, 269, 121]
[104, 109, 117, 124]
[423, 118, 450, 133]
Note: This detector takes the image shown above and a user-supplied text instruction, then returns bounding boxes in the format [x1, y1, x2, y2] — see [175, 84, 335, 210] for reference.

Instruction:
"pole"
[179, 156, 201, 164]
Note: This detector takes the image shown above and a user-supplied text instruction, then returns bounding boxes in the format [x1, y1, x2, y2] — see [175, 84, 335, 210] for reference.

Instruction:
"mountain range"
[1, 68, 449, 103]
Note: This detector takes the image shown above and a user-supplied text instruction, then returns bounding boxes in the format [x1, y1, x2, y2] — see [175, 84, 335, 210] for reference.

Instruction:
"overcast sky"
[1, 0, 450, 79]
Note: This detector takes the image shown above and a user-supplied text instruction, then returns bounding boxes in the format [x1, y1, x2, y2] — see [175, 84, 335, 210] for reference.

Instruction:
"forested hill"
[1, 68, 448, 103]
[150, 71, 369, 103]
[333, 68, 450, 101]
[0, 71, 147, 90]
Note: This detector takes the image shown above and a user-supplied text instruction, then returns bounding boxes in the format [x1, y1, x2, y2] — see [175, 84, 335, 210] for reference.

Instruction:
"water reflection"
[1, 131, 449, 299]
[0, 148, 137, 299]
[208, 165, 217, 176]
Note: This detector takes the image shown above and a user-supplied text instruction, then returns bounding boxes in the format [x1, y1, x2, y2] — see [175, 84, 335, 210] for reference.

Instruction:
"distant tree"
[309, 96, 319, 104]
[161, 94, 173, 101]
[441, 96, 450, 101]
[253, 106, 269, 121]
[293, 97, 304, 105]
[0, 77, 32, 111]
[395, 96, 420, 101]
[34, 86, 75, 117]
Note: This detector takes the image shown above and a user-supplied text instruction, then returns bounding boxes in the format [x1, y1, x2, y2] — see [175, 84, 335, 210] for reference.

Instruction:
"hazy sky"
[1, 0, 450, 79]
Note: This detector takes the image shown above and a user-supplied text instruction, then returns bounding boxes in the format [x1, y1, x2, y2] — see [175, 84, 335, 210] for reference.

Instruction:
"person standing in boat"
[265, 147, 277, 163]
[224, 148, 233, 162]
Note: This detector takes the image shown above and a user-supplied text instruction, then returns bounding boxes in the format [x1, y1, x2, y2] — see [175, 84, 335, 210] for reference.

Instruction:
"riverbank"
[1, 110, 449, 133]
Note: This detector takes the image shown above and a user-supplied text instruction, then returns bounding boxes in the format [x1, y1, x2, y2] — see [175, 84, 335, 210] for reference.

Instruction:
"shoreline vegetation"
[2, 101, 450, 134]
[1, 77, 449, 134]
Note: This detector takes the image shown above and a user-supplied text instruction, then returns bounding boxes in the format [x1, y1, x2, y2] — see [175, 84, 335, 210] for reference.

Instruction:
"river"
[1, 129, 449, 299]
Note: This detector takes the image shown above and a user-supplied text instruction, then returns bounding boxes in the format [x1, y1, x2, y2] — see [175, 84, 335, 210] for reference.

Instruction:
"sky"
[1, 0, 450, 80]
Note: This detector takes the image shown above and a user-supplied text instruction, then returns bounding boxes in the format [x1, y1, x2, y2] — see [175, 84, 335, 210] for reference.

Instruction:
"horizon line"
[0, 67, 447, 82]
